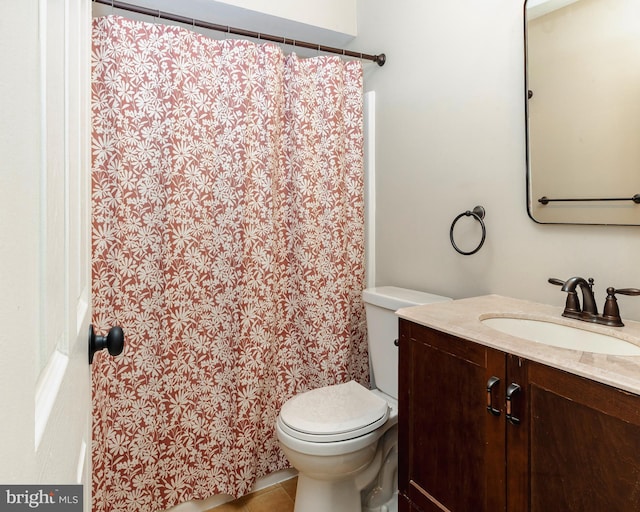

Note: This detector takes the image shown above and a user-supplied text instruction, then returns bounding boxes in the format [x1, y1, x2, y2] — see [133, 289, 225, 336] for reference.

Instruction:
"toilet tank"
[362, 286, 451, 399]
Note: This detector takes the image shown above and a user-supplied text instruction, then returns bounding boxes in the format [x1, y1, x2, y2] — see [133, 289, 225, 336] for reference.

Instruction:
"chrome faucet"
[549, 277, 640, 327]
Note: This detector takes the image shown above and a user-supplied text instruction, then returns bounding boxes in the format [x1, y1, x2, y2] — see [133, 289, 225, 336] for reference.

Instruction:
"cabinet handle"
[506, 383, 521, 425]
[486, 376, 501, 416]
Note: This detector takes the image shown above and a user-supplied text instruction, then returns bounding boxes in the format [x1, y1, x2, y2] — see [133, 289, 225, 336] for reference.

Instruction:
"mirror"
[525, 0, 640, 225]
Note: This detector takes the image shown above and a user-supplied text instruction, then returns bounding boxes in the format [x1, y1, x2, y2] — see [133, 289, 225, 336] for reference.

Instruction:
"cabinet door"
[520, 361, 640, 512]
[398, 320, 507, 512]
[398, 492, 418, 512]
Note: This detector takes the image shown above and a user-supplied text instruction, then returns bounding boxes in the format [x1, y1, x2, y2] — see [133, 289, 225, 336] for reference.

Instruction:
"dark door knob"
[89, 324, 124, 364]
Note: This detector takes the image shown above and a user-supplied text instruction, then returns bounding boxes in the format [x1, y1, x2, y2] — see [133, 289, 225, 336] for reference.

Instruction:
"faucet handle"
[614, 288, 640, 296]
[548, 277, 565, 286]
[601, 287, 640, 327]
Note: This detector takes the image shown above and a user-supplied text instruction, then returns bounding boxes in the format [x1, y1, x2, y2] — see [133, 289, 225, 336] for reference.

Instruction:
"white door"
[0, 0, 93, 509]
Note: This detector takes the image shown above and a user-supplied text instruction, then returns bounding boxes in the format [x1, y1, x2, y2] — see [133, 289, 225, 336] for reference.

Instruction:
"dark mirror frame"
[524, 0, 640, 226]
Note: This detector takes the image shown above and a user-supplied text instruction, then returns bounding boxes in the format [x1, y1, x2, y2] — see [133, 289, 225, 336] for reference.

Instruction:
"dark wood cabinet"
[398, 318, 640, 512]
[398, 319, 506, 511]
[523, 361, 640, 511]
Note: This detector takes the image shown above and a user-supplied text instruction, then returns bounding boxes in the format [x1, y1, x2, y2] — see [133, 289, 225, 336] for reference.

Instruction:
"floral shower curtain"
[91, 15, 368, 512]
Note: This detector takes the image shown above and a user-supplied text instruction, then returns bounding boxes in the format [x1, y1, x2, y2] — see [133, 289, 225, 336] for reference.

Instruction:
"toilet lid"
[280, 381, 389, 438]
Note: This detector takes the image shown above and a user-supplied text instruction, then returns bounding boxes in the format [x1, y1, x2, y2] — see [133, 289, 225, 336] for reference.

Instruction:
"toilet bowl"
[276, 287, 452, 512]
[276, 383, 398, 512]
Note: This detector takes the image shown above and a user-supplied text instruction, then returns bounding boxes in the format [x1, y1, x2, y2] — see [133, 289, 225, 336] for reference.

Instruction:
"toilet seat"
[279, 381, 390, 443]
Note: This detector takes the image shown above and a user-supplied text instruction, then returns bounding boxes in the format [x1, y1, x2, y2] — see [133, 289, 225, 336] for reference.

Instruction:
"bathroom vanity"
[396, 295, 640, 512]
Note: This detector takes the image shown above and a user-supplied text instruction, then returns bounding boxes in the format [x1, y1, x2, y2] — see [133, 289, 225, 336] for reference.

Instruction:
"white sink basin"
[481, 317, 640, 356]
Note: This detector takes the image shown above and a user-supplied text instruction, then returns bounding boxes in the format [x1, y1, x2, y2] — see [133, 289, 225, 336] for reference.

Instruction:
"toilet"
[276, 286, 451, 512]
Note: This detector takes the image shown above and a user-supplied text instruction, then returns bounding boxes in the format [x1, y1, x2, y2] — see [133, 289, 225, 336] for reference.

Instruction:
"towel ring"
[450, 205, 486, 255]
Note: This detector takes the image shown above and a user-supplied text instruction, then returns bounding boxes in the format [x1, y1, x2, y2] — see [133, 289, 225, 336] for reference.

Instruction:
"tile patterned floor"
[206, 477, 297, 512]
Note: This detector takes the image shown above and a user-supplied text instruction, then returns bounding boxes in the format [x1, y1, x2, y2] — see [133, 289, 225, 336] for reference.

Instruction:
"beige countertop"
[396, 294, 640, 395]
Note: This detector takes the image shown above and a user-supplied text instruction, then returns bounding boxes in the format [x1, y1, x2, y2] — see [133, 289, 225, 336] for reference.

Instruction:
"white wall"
[352, 0, 640, 322]
[93, 0, 356, 46]
[216, 0, 357, 36]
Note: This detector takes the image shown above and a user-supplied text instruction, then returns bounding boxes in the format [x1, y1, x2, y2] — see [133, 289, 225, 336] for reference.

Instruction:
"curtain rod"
[93, 0, 386, 66]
